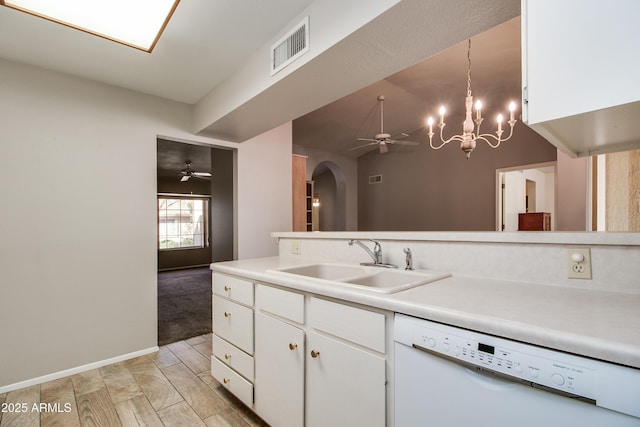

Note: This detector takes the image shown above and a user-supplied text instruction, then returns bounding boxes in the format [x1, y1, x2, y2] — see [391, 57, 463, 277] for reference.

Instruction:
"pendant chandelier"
[426, 39, 517, 159]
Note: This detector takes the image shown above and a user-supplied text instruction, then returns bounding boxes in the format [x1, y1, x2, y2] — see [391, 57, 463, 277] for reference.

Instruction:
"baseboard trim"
[0, 345, 159, 394]
[158, 264, 210, 272]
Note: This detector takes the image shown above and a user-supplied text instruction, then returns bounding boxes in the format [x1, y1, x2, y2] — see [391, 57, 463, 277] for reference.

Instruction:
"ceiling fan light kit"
[350, 95, 420, 154]
[426, 39, 517, 159]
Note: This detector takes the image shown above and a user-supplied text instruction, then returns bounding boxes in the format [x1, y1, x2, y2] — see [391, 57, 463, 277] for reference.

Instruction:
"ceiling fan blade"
[390, 140, 420, 146]
[180, 175, 190, 182]
[356, 137, 377, 142]
[349, 142, 378, 151]
[192, 172, 212, 177]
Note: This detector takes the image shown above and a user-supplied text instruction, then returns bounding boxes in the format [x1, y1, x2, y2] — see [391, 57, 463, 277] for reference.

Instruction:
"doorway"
[497, 162, 556, 231]
[311, 161, 347, 231]
[156, 138, 235, 344]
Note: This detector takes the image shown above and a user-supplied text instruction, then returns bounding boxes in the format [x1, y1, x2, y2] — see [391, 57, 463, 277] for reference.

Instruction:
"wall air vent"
[369, 175, 383, 184]
[271, 16, 309, 76]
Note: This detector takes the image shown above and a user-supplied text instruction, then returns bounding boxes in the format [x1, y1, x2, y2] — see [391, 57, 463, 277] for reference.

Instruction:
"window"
[158, 197, 208, 250]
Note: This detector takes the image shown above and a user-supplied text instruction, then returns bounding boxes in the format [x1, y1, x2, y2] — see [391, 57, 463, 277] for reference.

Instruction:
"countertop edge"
[210, 257, 640, 369]
[271, 231, 640, 246]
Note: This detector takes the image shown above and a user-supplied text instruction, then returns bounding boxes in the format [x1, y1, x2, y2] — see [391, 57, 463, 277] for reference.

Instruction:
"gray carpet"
[158, 267, 212, 346]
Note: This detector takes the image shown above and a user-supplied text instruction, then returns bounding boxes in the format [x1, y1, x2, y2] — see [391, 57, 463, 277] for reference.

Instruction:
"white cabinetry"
[211, 273, 254, 408]
[522, 0, 640, 157]
[212, 275, 390, 426]
[306, 297, 386, 427]
[255, 312, 305, 427]
[254, 285, 305, 427]
[252, 284, 388, 427]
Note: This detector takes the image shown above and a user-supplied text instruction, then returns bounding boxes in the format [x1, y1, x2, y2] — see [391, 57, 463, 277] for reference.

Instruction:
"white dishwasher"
[394, 314, 640, 427]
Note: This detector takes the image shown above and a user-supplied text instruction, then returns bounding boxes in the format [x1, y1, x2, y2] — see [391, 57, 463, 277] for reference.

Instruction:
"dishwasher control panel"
[411, 321, 597, 400]
[395, 314, 640, 420]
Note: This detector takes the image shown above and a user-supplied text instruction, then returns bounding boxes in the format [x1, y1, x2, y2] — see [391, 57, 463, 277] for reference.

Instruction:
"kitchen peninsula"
[211, 231, 640, 426]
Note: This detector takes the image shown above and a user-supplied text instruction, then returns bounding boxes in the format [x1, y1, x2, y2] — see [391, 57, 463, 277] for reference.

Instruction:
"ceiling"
[0, 1, 521, 175]
[0, 0, 314, 104]
[293, 17, 522, 157]
[157, 138, 213, 179]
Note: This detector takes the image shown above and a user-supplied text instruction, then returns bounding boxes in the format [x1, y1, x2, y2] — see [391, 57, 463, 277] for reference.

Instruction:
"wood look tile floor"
[0, 334, 269, 427]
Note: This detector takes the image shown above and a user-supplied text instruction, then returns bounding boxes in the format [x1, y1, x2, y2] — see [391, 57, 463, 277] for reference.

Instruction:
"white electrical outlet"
[291, 240, 301, 254]
[566, 248, 591, 279]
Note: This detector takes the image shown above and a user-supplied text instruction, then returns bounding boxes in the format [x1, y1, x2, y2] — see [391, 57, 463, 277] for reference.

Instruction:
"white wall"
[193, 0, 401, 135]
[0, 58, 292, 390]
[237, 122, 293, 259]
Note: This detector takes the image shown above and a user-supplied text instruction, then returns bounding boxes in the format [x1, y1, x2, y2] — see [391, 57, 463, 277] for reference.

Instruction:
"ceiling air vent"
[369, 175, 383, 184]
[271, 16, 309, 76]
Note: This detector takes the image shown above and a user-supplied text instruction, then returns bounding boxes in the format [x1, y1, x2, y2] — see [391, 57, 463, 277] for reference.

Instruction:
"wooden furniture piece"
[518, 212, 551, 231]
[292, 155, 307, 231]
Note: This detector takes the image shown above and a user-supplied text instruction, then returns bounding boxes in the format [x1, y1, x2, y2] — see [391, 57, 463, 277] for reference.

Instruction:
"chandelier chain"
[466, 39, 472, 97]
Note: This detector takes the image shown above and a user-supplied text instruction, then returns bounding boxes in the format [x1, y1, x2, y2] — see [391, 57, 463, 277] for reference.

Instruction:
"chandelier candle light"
[426, 39, 517, 159]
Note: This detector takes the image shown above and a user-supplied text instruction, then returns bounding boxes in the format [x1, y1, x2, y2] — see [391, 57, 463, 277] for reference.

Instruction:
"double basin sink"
[268, 263, 450, 294]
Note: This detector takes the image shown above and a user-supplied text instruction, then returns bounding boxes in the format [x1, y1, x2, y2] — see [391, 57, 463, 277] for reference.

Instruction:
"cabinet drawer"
[213, 273, 254, 306]
[256, 284, 304, 323]
[309, 297, 385, 353]
[214, 296, 254, 354]
[211, 357, 253, 409]
[213, 334, 254, 381]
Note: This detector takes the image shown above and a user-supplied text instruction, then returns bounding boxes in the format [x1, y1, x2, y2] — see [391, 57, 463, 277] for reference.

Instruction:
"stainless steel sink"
[269, 263, 450, 294]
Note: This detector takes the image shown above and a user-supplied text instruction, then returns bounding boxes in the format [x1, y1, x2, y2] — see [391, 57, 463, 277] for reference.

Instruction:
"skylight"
[0, 0, 180, 52]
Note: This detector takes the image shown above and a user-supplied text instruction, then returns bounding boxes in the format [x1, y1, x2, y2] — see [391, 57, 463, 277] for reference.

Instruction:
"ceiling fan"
[180, 160, 211, 182]
[350, 95, 420, 154]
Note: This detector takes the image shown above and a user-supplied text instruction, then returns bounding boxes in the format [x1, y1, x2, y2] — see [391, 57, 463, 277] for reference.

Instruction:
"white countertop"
[210, 256, 640, 369]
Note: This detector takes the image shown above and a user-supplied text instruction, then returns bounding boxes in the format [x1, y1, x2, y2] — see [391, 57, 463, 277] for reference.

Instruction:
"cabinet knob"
[289, 343, 297, 350]
[224, 311, 231, 317]
[224, 285, 231, 291]
[223, 378, 230, 384]
[224, 353, 232, 360]
[310, 350, 320, 358]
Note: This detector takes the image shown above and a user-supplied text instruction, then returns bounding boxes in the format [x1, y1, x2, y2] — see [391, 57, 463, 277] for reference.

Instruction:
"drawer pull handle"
[289, 343, 297, 350]
[223, 378, 230, 384]
[224, 312, 231, 317]
[310, 350, 320, 358]
[224, 353, 232, 360]
[224, 285, 231, 291]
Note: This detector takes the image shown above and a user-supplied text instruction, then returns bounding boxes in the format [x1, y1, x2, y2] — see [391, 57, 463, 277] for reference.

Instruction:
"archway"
[311, 161, 347, 231]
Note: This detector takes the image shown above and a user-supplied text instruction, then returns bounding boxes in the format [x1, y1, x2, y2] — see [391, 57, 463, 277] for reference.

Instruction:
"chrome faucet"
[404, 248, 414, 270]
[348, 239, 396, 268]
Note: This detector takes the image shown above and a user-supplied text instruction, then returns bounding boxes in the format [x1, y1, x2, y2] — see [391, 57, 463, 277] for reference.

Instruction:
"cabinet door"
[254, 312, 304, 427]
[522, 0, 640, 156]
[306, 331, 385, 427]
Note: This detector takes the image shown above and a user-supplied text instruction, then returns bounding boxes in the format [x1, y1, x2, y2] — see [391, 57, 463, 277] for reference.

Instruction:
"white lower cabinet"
[306, 330, 386, 427]
[215, 280, 389, 427]
[211, 273, 255, 408]
[254, 311, 305, 427]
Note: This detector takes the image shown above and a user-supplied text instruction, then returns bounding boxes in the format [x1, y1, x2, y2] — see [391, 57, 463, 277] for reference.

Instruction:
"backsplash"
[274, 232, 640, 294]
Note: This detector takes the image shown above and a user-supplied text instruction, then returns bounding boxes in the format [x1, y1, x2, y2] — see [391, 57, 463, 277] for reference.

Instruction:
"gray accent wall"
[211, 147, 235, 262]
[357, 122, 558, 230]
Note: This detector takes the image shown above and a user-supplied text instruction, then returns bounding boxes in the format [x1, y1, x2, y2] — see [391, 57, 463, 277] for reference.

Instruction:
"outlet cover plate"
[567, 248, 592, 279]
[291, 240, 301, 254]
